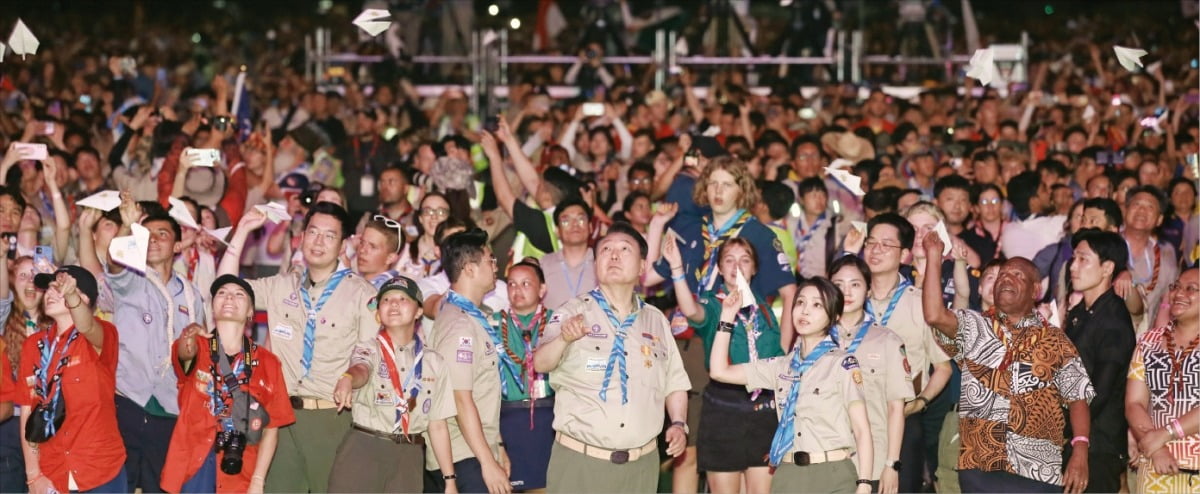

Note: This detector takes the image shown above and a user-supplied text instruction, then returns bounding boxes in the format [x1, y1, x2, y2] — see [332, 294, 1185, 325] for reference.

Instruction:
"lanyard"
[867, 277, 912, 327]
[445, 291, 524, 393]
[1127, 239, 1162, 292]
[833, 316, 874, 354]
[560, 257, 590, 299]
[1162, 322, 1200, 405]
[353, 137, 381, 172]
[378, 330, 423, 435]
[591, 287, 644, 404]
[208, 335, 254, 430]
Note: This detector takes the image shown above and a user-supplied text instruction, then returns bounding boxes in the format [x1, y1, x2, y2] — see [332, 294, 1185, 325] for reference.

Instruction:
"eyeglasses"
[558, 216, 589, 227]
[305, 227, 340, 244]
[864, 239, 902, 251]
[630, 178, 652, 186]
[372, 215, 405, 252]
[978, 198, 1002, 206]
[421, 207, 449, 218]
[1169, 282, 1200, 294]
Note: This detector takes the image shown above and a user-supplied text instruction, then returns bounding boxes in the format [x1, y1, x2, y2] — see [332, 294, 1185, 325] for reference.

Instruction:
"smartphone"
[33, 246, 54, 273]
[13, 142, 48, 161]
[582, 102, 605, 117]
[3, 234, 15, 261]
[483, 116, 500, 133]
[185, 148, 221, 167]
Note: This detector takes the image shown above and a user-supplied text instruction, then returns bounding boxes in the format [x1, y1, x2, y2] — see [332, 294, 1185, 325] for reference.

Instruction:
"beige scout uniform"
[249, 270, 379, 398]
[539, 294, 691, 492]
[430, 302, 503, 464]
[744, 346, 866, 494]
[867, 285, 950, 391]
[835, 323, 913, 479]
[328, 341, 456, 493]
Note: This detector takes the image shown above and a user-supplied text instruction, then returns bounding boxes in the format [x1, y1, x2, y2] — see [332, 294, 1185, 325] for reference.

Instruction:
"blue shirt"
[106, 268, 206, 415]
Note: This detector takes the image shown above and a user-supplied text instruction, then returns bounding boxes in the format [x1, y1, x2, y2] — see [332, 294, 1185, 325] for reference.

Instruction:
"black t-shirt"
[513, 200, 556, 253]
[1063, 288, 1136, 457]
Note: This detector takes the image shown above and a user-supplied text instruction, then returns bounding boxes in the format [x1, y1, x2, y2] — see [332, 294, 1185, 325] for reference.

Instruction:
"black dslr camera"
[216, 428, 247, 474]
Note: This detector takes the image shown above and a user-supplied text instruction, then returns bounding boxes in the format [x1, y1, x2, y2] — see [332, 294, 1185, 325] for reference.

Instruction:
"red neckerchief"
[1162, 322, 1200, 404]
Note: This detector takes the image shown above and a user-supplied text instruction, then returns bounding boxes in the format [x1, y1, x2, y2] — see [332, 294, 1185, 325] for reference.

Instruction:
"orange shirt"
[160, 334, 295, 494]
[15, 319, 125, 492]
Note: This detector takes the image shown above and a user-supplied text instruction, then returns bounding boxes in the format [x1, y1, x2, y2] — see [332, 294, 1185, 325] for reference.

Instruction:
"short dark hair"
[934, 175, 971, 200]
[828, 254, 872, 287]
[508, 259, 546, 284]
[434, 216, 476, 243]
[138, 200, 168, 218]
[794, 276, 844, 336]
[71, 146, 101, 166]
[0, 186, 26, 219]
[627, 161, 655, 181]
[1037, 159, 1069, 179]
[621, 191, 650, 217]
[141, 213, 182, 241]
[1006, 171, 1041, 217]
[442, 228, 490, 284]
[303, 201, 352, 239]
[553, 196, 593, 225]
[867, 213, 916, 250]
[863, 186, 899, 215]
[796, 177, 827, 199]
[1071, 228, 1129, 277]
[759, 181, 795, 220]
[1083, 198, 1124, 229]
[595, 221, 648, 259]
[1126, 185, 1167, 214]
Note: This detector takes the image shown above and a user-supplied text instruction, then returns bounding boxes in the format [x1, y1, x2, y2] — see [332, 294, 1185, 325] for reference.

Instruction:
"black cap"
[34, 265, 99, 308]
[210, 274, 256, 308]
[376, 275, 422, 303]
[691, 136, 728, 159]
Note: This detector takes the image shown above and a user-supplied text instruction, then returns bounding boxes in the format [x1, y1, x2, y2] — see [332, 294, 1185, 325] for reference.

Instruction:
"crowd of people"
[0, 2, 1198, 494]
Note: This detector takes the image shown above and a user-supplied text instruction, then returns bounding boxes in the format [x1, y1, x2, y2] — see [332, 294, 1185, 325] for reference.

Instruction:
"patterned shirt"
[1127, 324, 1200, 470]
[953, 309, 1094, 486]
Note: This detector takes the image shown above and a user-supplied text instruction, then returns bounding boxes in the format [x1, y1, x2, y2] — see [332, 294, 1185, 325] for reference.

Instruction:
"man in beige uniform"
[218, 202, 378, 493]
[327, 276, 457, 493]
[535, 222, 691, 493]
[430, 229, 511, 494]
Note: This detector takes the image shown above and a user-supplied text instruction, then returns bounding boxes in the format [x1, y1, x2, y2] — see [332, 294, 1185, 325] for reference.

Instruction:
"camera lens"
[218, 430, 246, 475]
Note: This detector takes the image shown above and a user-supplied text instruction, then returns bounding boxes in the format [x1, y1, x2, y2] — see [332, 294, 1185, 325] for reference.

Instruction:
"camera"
[212, 115, 233, 132]
[216, 429, 247, 474]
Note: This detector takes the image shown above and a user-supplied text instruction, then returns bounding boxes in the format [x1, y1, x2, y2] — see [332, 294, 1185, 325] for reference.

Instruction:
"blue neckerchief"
[591, 287, 644, 404]
[768, 338, 837, 467]
[866, 277, 912, 327]
[445, 291, 523, 393]
[299, 268, 352, 377]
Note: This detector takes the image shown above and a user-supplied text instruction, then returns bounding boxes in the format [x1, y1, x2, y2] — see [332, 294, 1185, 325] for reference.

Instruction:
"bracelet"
[340, 372, 353, 380]
[442, 474, 457, 480]
[671, 273, 686, 283]
[65, 296, 83, 309]
[912, 396, 929, 407]
[856, 479, 872, 485]
[717, 321, 735, 333]
[1171, 419, 1186, 440]
[26, 473, 44, 485]
[1167, 425, 1179, 440]
[1070, 436, 1090, 447]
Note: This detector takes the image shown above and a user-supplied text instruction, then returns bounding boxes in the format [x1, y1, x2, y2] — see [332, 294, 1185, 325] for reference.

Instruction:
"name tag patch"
[283, 293, 300, 307]
[456, 350, 473, 363]
[586, 325, 607, 339]
[271, 324, 295, 341]
[585, 357, 607, 372]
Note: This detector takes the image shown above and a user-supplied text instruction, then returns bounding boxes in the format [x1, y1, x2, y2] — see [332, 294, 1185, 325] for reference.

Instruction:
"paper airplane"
[168, 197, 199, 230]
[734, 268, 756, 309]
[850, 221, 867, 235]
[205, 227, 232, 247]
[109, 222, 149, 272]
[76, 190, 122, 212]
[965, 48, 999, 87]
[352, 8, 392, 37]
[7, 19, 38, 60]
[255, 202, 291, 223]
[933, 220, 953, 257]
[1048, 299, 1062, 328]
[0, 41, 6, 63]
[1113, 46, 1148, 72]
[828, 158, 854, 170]
[824, 167, 865, 197]
[1082, 105, 1096, 122]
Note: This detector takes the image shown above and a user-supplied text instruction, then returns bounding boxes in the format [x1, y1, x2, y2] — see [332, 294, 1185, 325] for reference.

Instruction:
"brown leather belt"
[352, 423, 425, 445]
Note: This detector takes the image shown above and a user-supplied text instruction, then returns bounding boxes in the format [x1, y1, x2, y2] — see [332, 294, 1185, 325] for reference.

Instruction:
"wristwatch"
[887, 460, 902, 471]
[670, 420, 690, 435]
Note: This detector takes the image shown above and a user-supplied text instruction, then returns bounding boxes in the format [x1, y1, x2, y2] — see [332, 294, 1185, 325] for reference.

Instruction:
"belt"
[500, 397, 555, 409]
[290, 396, 338, 410]
[555, 432, 656, 465]
[352, 423, 425, 445]
[782, 448, 853, 466]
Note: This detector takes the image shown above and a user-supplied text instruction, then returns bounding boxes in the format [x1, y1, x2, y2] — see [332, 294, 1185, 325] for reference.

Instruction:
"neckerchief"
[591, 287, 645, 404]
[867, 277, 913, 327]
[696, 210, 752, 291]
[31, 329, 79, 439]
[1162, 321, 1200, 405]
[299, 267, 352, 376]
[833, 314, 875, 354]
[445, 291, 523, 393]
[769, 338, 837, 466]
[378, 330, 423, 435]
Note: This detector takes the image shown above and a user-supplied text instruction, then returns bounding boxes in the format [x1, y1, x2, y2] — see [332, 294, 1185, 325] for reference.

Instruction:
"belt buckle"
[609, 450, 630, 465]
[793, 451, 811, 466]
[289, 396, 304, 409]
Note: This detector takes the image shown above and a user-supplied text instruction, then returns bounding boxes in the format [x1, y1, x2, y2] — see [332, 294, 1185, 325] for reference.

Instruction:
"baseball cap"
[279, 172, 310, 193]
[34, 265, 99, 308]
[210, 274, 256, 308]
[376, 275, 422, 303]
[691, 136, 728, 159]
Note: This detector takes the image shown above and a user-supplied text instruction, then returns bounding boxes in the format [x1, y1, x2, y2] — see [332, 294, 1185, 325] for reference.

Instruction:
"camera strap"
[208, 334, 256, 431]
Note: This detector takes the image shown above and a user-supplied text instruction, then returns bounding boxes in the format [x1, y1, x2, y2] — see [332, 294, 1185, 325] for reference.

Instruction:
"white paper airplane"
[850, 221, 867, 236]
[76, 190, 122, 212]
[7, 19, 38, 60]
[109, 222, 149, 272]
[734, 268, 756, 310]
[1113, 46, 1148, 72]
[255, 202, 291, 223]
[352, 8, 392, 37]
[205, 227, 232, 247]
[0, 41, 6, 63]
[828, 158, 854, 170]
[824, 167, 865, 197]
[965, 48, 999, 87]
[933, 220, 953, 257]
[1048, 299, 1062, 328]
[168, 197, 199, 230]
[1082, 105, 1096, 122]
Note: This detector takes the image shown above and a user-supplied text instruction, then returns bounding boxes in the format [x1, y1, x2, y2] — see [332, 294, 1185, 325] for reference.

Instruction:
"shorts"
[499, 399, 555, 490]
[697, 380, 777, 472]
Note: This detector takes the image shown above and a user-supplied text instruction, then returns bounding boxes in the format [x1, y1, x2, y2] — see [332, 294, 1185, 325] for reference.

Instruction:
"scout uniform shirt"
[349, 332, 455, 441]
[16, 320, 126, 492]
[867, 282, 950, 393]
[539, 293, 692, 450]
[160, 335, 296, 493]
[833, 321, 913, 478]
[430, 297, 503, 464]
[248, 268, 378, 399]
[743, 343, 866, 457]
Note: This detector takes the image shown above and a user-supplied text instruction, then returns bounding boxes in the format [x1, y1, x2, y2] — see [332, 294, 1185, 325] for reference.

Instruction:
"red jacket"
[160, 334, 295, 493]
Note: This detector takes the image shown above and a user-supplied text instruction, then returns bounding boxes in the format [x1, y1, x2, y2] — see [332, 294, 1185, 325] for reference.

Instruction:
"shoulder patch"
[777, 253, 790, 269]
[841, 355, 860, 370]
[548, 313, 562, 324]
[773, 237, 784, 252]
